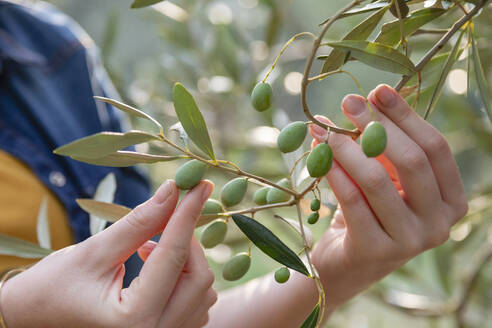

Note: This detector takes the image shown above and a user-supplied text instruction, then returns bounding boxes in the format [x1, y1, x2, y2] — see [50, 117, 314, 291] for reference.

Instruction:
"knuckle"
[329, 134, 350, 154]
[198, 269, 215, 290]
[159, 243, 189, 270]
[363, 165, 388, 192]
[200, 314, 210, 327]
[393, 103, 412, 125]
[454, 197, 469, 221]
[426, 227, 450, 249]
[125, 204, 148, 231]
[399, 145, 428, 172]
[424, 133, 449, 156]
[208, 289, 218, 307]
[341, 187, 362, 207]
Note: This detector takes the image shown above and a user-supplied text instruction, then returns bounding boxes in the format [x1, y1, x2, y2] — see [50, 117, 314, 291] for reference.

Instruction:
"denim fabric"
[0, 0, 151, 284]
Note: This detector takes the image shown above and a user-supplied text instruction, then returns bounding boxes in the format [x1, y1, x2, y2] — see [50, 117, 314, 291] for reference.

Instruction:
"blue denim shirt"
[0, 1, 151, 283]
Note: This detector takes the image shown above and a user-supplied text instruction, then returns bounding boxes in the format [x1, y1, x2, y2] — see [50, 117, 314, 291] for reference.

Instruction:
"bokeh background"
[46, 0, 491, 327]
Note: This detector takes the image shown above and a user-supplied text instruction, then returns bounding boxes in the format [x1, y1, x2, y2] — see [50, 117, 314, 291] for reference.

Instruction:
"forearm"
[206, 271, 323, 328]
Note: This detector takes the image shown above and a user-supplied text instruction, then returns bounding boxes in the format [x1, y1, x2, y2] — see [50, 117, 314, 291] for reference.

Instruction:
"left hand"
[308, 84, 468, 310]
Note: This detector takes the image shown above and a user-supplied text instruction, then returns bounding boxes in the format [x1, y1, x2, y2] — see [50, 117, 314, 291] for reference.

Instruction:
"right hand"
[1, 180, 217, 328]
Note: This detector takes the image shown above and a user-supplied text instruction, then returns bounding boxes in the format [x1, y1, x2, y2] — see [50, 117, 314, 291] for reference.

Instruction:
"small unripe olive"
[390, 0, 409, 18]
[221, 178, 248, 207]
[222, 252, 251, 281]
[266, 178, 291, 204]
[201, 199, 224, 215]
[310, 199, 321, 211]
[274, 267, 290, 284]
[361, 121, 387, 158]
[175, 160, 207, 190]
[253, 187, 270, 206]
[277, 121, 308, 153]
[251, 82, 273, 112]
[307, 143, 333, 178]
[200, 219, 228, 248]
[307, 212, 319, 224]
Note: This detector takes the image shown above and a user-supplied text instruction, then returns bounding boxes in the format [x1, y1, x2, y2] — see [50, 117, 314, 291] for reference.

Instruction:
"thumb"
[85, 180, 179, 267]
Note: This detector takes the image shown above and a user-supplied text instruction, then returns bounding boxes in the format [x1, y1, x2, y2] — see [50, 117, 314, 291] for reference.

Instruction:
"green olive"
[201, 199, 224, 215]
[251, 82, 273, 112]
[277, 121, 308, 153]
[361, 121, 387, 158]
[175, 160, 207, 190]
[253, 187, 270, 206]
[266, 178, 291, 204]
[307, 143, 333, 178]
[200, 219, 228, 248]
[274, 267, 290, 284]
[307, 212, 319, 224]
[310, 199, 321, 211]
[222, 252, 251, 281]
[390, 0, 409, 18]
[220, 178, 248, 207]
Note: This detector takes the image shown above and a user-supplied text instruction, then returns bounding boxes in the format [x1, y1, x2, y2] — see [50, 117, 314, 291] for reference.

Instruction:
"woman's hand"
[1, 180, 217, 328]
[309, 84, 468, 310]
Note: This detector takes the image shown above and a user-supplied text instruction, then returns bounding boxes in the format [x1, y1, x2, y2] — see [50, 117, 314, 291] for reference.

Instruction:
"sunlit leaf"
[300, 304, 320, 328]
[173, 83, 215, 160]
[36, 197, 51, 250]
[321, 6, 389, 73]
[131, 0, 165, 9]
[54, 131, 159, 159]
[90, 173, 117, 236]
[375, 8, 446, 46]
[94, 96, 163, 134]
[0, 233, 52, 259]
[471, 31, 492, 121]
[325, 40, 416, 74]
[319, 2, 388, 25]
[170, 122, 190, 149]
[72, 151, 184, 167]
[424, 29, 466, 119]
[76, 199, 131, 223]
[231, 214, 310, 276]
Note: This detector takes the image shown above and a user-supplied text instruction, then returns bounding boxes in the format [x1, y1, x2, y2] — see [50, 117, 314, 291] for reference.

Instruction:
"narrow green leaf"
[94, 96, 163, 134]
[173, 83, 215, 160]
[90, 173, 117, 236]
[0, 233, 52, 259]
[321, 6, 389, 73]
[375, 8, 446, 46]
[425, 29, 466, 119]
[54, 131, 159, 159]
[131, 0, 165, 9]
[36, 197, 51, 250]
[231, 214, 310, 276]
[72, 151, 184, 167]
[76, 199, 131, 223]
[325, 40, 416, 74]
[319, 2, 388, 25]
[471, 32, 492, 121]
[300, 304, 320, 328]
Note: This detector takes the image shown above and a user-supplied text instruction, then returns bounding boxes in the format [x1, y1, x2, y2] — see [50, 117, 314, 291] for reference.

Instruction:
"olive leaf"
[173, 83, 216, 160]
[76, 199, 131, 223]
[471, 31, 492, 121]
[36, 197, 51, 250]
[72, 151, 184, 167]
[324, 40, 416, 75]
[131, 0, 165, 9]
[375, 8, 446, 47]
[424, 29, 466, 119]
[300, 303, 320, 328]
[170, 122, 191, 149]
[94, 96, 163, 134]
[0, 233, 52, 259]
[275, 215, 314, 248]
[54, 131, 159, 159]
[231, 214, 310, 276]
[319, 1, 388, 25]
[90, 173, 117, 236]
[321, 6, 389, 74]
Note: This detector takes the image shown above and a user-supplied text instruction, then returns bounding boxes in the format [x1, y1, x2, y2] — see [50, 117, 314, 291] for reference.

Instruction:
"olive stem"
[289, 151, 311, 179]
[199, 199, 297, 220]
[262, 32, 316, 83]
[392, 0, 408, 56]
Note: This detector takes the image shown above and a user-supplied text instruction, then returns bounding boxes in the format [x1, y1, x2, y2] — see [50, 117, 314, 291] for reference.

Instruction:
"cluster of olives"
[307, 198, 321, 225]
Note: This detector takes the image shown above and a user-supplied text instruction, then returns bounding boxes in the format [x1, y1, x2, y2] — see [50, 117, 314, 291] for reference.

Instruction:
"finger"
[158, 238, 215, 327]
[137, 240, 157, 262]
[369, 84, 467, 214]
[85, 180, 178, 266]
[131, 181, 213, 310]
[178, 289, 217, 328]
[321, 127, 413, 239]
[323, 159, 387, 244]
[340, 94, 442, 214]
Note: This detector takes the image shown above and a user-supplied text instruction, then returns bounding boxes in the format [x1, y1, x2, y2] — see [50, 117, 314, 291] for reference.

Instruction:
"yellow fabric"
[0, 150, 74, 273]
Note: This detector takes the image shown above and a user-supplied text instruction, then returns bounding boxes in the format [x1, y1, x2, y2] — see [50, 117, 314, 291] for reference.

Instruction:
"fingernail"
[310, 123, 327, 140]
[342, 95, 366, 117]
[199, 181, 214, 202]
[154, 180, 174, 204]
[376, 85, 396, 107]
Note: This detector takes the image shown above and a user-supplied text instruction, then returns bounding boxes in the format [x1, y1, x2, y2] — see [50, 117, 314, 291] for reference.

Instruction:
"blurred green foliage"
[48, 0, 492, 326]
